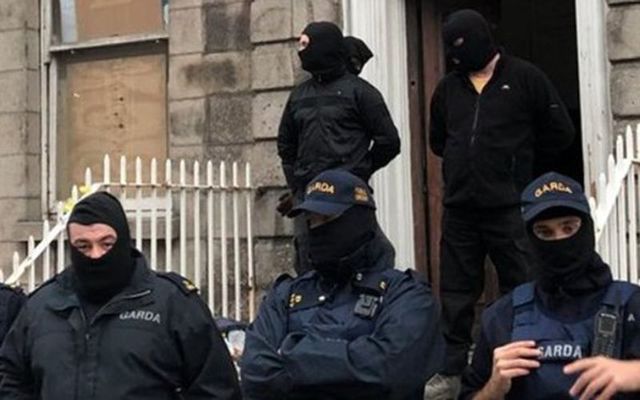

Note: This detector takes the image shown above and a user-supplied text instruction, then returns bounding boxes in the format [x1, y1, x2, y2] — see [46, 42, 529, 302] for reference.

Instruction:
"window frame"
[40, 0, 169, 214]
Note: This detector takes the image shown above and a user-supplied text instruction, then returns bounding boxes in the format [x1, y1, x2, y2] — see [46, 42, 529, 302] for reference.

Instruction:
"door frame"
[405, 0, 609, 291]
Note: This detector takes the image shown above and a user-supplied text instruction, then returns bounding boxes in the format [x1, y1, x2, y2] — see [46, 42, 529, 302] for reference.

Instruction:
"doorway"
[406, 0, 583, 292]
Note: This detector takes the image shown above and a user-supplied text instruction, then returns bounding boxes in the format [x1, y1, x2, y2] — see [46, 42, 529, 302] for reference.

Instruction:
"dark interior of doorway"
[441, 0, 583, 182]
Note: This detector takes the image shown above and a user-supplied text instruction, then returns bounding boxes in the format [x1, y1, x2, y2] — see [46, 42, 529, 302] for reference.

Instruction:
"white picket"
[194, 161, 202, 291]
[150, 158, 158, 269]
[179, 160, 187, 278]
[246, 163, 255, 321]
[207, 161, 215, 311]
[220, 161, 228, 318]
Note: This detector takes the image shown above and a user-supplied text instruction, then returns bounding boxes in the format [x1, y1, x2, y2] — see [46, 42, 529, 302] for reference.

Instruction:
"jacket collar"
[48, 250, 154, 313]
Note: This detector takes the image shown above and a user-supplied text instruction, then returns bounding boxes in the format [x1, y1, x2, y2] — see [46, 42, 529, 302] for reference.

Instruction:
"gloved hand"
[276, 191, 295, 217]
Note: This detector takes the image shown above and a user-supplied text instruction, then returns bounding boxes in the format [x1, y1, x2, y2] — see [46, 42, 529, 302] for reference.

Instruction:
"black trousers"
[439, 207, 530, 375]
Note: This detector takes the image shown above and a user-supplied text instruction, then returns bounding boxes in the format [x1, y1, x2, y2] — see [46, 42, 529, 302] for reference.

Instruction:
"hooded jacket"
[0, 252, 241, 400]
[429, 54, 575, 209]
[240, 231, 444, 400]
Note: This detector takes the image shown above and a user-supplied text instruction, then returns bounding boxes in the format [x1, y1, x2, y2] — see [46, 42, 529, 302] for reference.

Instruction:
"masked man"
[277, 21, 400, 274]
[241, 170, 444, 400]
[0, 192, 241, 400]
[460, 172, 640, 400]
[343, 36, 373, 76]
[427, 9, 576, 397]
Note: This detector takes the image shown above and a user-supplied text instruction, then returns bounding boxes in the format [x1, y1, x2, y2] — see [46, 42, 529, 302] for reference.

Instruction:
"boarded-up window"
[55, 0, 168, 44]
[57, 49, 167, 198]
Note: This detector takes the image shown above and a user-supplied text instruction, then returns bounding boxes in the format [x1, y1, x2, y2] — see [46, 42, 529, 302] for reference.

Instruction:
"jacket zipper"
[74, 289, 151, 399]
[470, 95, 481, 146]
[75, 309, 88, 400]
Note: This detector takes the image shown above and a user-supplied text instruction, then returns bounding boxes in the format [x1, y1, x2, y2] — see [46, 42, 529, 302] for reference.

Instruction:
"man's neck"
[468, 52, 501, 80]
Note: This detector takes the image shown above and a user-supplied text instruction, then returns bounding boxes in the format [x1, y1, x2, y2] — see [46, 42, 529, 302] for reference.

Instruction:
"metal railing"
[591, 124, 640, 283]
[6, 155, 256, 321]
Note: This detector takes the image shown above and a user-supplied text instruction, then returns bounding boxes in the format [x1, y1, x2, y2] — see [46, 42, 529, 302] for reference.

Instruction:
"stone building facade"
[609, 0, 640, 132]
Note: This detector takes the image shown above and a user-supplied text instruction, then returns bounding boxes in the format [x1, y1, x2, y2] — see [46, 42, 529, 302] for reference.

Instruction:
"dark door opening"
[406, 0, 583, 289]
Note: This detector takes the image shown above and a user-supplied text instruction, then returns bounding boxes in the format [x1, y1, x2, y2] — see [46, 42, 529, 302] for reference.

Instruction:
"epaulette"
[0, 283, 24, 296]
[403, 268, 428, 284]
[26, 276, 59, 297]
[273, 272, 293, 287]
[352, 271, 389, 296]
[157, 272, 199, 295]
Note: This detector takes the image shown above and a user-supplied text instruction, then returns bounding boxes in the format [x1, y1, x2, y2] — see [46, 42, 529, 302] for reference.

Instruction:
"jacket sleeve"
[277, 98, 298, 190]
[460, 295, 515, 400]
[459, 321, 494, 400]
[529, 67, 575, 152]
[0, 304, 35, 400]
[280, 274, 445, 398]
[240, 277, 293, 400]
[357, 84, 401, 173]
[174, 293, 241, 400]
[429, 81, 447, 157]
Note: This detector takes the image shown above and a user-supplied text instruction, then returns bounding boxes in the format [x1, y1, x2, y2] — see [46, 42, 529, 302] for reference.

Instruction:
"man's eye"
[534, 229, 552, 239]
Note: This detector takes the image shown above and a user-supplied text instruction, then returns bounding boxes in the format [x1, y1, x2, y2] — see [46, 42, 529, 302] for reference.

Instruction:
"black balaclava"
[299, 22, 346, 79]
[67, 192, 135, 304]
[344, 36, 373, 75]
[441, 9, 498, 72]
[529, 208, 611, 295]
[308, 206, 376, 282]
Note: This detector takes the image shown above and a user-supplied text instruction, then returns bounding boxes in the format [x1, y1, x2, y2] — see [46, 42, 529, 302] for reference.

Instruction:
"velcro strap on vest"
[513, 282, 536, 326]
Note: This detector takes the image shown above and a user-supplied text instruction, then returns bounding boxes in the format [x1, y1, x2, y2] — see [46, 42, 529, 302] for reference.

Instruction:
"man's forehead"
[68, 222, 117, 238]
[533, 215, 581, 226]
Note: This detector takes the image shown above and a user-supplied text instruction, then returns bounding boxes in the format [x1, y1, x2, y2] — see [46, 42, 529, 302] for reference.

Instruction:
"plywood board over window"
[57, 51, 167, 198]
[75, 0, 165, 42]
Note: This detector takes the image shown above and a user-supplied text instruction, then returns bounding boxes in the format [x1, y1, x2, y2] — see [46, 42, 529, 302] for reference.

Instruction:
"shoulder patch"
[157, 272, 198, 295]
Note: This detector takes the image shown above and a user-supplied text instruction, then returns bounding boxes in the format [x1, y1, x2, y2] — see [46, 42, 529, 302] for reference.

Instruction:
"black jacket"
[240, 233, 445, 400]
[278, 72, 401, 192]
[430, 54, 575, 209]
[0, 253, 241, 400]
[0, 285, 25, 345]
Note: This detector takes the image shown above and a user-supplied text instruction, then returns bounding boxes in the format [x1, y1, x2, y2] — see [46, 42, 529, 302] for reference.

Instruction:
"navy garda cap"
[521, 172, 591, 222]
[289, 170, 376, 217]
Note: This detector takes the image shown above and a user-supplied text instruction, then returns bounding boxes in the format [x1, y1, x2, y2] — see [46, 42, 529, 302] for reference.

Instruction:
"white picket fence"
[591, 124, 640, 283]
[5, 155, 256, 321]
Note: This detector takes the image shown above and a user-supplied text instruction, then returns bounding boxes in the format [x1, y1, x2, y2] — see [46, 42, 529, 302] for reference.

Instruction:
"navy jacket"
[429, 53, 575, 209]
[278, 72, 401, 193]
[240, 234, 444, 400]
[460, 280, 640, 400]
[0, 253, 241, 400]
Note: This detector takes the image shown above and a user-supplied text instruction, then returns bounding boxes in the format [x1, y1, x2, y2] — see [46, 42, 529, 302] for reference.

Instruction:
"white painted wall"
[342, 0, 416, 270]
[575, 0, 613, 196]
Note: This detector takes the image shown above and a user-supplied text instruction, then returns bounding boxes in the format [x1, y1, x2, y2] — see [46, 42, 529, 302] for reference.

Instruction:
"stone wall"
[0, 0, 40, 268]
[168, 0, 342, 291]
[608, 0, 640, 132]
